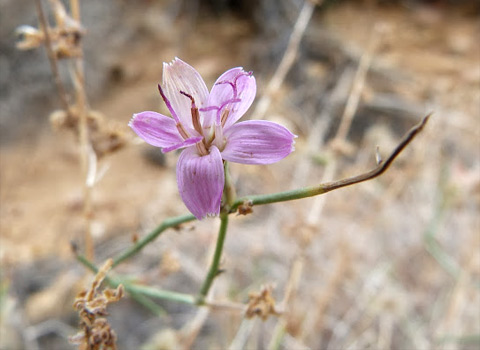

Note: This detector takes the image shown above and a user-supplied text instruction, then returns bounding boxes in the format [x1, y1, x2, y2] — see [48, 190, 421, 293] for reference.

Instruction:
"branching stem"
[76, 254, 196, 306]
[76, 115, 429, 312]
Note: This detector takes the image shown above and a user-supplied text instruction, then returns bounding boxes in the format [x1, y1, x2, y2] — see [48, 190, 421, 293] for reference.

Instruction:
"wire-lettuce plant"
[77, 58, 429, 307]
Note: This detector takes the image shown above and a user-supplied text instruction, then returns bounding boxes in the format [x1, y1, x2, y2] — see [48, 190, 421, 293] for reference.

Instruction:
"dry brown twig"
[18, 0, 129, 259]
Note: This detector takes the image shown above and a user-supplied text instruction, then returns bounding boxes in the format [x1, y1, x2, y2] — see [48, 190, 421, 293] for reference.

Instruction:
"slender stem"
[231, 115, 430, 212]
[253, 0, 316, 120]
[125, 290, 167, 316]
[76, 254, 196, 306]
[113, 213, 196, 267]
[34, 0, 71, 114]
[127, 284, 196, 305]
[198, 213, 229, 303]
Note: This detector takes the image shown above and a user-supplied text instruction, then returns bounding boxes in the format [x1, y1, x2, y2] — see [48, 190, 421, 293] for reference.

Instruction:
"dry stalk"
[302, 240, 350, 345]
[178, 307, 210, 350]
[253, 0, 318, 120]
[25, 0, 130, 260]
[267, 257, 304, 350]
[33, 0, 71, 113]
[306, 22, 384, 225]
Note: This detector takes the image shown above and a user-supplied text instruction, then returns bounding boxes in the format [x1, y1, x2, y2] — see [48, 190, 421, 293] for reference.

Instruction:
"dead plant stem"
[70, 56, 94, 260]
[34, 0, 71, 113]
[306, 23, 383, 225]
[69, 0, 80, 22]
[253, 0, 318, 119]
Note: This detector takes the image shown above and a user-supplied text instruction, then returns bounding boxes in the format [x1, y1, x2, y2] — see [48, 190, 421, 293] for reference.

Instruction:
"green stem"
[197, 212, 229, 303]
[76, 254, 196, 306]
[113, 213, 196, 267]
[127, 290, 167, 316]
[126, 284, 195, 304]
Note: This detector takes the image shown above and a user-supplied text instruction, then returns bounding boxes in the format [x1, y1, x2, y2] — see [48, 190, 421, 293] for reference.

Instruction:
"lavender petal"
[162, 58, 209, 129]
[221, 120, 296, 164]
[129, 111, 202, 153]
[203, 67, 256, 128]
[176, 145, 224, 219]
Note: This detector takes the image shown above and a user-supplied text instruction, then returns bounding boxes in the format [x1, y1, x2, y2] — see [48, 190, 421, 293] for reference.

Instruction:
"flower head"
[129, 58, 296, 219]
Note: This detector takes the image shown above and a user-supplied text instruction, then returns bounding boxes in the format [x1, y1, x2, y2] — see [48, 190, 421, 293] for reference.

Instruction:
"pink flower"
[129, 58, 296, 219]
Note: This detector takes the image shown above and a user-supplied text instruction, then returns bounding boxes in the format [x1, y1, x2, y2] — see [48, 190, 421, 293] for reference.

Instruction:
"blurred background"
[1, 0, 479, 349]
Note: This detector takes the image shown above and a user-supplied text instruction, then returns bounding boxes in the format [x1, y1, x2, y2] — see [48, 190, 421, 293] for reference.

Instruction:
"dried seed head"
[70, 259, 123, 350]
[245, 285, 281, 321]
[237, 200, 253, 216]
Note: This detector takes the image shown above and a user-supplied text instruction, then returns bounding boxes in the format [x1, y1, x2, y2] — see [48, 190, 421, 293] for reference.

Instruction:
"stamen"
[196, 141, 209, 156]
[220, 108, 230, 127]
[180, 91, 204, 136]
[176, 123, 190, 140]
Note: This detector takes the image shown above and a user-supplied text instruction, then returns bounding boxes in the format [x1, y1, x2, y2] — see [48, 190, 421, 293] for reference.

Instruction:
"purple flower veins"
[129, 58, 296, 219]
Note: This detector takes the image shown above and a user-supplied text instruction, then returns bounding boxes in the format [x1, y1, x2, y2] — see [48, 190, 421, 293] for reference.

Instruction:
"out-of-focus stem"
[112, 213, 196, 267]
[253, 0, 317, 119]
[63, 0, 93, 260]
[70, 56, 94, 259]
[76, 254, 196, 306]
[34, 0, 71, 113]
[70, 0, 80, 22]
[197, 213, 229, 304]
[36, 0, 93, 259]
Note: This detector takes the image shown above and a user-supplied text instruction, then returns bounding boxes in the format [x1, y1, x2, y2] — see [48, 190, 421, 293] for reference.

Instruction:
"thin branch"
[253, 0, 318, 119]
[231, 114, 430, 211]
[112, 213, 196, 267]
[76, 254, 196, 306]
[334, 23, 382, 143]
[306, 23, 383, 225]
[34, 0, 71, 113]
